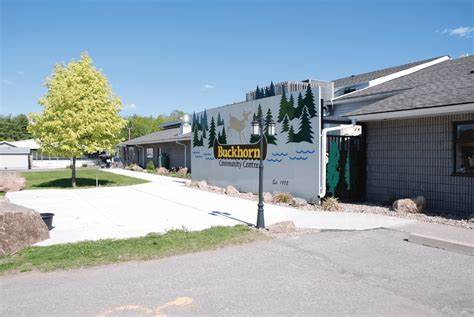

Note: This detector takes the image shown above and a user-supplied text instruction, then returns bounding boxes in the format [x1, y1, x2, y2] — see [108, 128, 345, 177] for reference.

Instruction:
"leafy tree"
[29, 53, 126, 187]
[287, 125, 295, 143]
[121, 111, 183, 141]
[295, 106, 313, 143]
[264, 108, 277, 145]
[0, 114, 32, 141]
[304, 85, 317, 117]
[208, 116, 216, 148]
[281, 114, 290, 132]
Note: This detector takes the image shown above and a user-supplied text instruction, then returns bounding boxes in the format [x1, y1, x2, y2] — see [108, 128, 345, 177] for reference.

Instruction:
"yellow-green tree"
[29, 53, 126, 187]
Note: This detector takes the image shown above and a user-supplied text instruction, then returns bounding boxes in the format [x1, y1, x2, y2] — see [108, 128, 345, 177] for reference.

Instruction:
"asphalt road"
[1, 229, 473, 316]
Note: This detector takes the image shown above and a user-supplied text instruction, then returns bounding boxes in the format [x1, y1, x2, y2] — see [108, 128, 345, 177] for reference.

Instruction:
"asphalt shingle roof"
[343, 56, 474, 116]
[333, 56, 444, 89]
[122, 127, 191, 146]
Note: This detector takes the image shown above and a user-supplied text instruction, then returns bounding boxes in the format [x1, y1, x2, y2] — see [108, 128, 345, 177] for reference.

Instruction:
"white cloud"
[1, 79, 13, 85]
[17, 71, 24, 76]
[440, 26, 474, 38]
[123, 103, 136, 110]
[203, 84, 215, 89]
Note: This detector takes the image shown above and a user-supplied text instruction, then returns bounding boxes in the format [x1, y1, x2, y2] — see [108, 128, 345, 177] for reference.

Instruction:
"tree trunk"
[72, 157, 77, 188]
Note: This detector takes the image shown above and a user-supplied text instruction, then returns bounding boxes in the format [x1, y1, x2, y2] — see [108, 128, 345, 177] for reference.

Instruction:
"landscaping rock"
[0, 200, 49, 256]
[263, 192, 273, 203]
[291, 197, 307, 207]
[393, 198, 419, 213]
[267, 221, 297, 234]
[176, 167, 188, 177]
[225, 185, 239, 196]
[240, 192, 255, 200]
[0, 171, 26, 192]
[155, 167, 169, 175]
[209, 185, 225, 193]
[197, 180, 208, 190]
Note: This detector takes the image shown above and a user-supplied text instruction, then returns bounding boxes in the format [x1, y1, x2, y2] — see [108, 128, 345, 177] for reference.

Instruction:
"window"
[453, 121, 474, 175]
[146, 148, 154, 159]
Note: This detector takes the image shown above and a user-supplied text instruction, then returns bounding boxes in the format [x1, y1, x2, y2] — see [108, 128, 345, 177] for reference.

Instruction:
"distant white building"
[0, 141, 31, 170]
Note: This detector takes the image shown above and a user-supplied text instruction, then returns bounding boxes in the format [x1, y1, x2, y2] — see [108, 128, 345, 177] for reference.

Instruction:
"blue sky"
[1, 0, 473, 116]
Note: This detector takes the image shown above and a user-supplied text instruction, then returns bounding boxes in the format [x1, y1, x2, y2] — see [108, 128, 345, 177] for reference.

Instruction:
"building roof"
[343, 56, 474, 116]
[122, 127, 191, 146]
[0, 146, 30, 155]
[0, 141, 16, 147]
[9, 139, 40, 150]
[333, 56, 444, 89]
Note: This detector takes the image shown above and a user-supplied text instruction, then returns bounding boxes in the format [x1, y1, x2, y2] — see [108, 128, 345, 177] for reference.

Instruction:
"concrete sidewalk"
[397, 222, 474, 255]
[6, 168, 417, 246]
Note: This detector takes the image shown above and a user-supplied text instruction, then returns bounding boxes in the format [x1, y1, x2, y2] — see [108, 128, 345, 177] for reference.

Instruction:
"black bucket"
[40, 213, 54, 230]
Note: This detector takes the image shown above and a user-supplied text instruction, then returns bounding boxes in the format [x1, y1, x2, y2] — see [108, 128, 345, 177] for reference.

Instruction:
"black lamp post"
[251, 116, 275, 229]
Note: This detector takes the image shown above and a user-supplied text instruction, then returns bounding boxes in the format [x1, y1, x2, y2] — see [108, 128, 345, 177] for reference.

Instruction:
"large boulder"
[0, 171, 26, 192]
[197, 180, 208, 190]
[0, 200, 49, 256]
[225, 185, 239, 196]
[263, 192, 273, 203]
[267, 221, 297, 234]
[155, 167, 169, 175]
[176, 167, 188, 178]
[392, 198, 419, 213]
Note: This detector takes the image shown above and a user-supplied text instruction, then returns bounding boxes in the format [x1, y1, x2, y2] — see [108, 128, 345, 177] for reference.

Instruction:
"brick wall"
[366, 113, 474, 217]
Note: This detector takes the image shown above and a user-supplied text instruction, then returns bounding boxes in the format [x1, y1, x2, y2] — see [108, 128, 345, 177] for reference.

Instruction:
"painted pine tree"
[264, 108, 277, 145]
[304, 85, 317, 118]
[288, 94, 295, 121]
[193, 127, 199, 147]
[287, 125, 295, 143]
[219, 126, 227, 144]
[277, 90, 289, 122]
[281, 114, 290, 132]
[294, 92, 304, 118]
[208, 116, 216, 148]
[295, 106, 313, 143]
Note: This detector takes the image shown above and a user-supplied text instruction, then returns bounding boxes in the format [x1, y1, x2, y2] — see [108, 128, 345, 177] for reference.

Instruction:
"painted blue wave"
[295, 149, 316, 154]
[267, 158, 283, 163]
[205, 157, 214, 160]
[194, 155, 203, 158]
[271, 152, 288, 157]
[289, 156, 308, 161]
[192, 151, 201, 154]
[203, 152, 213, 156]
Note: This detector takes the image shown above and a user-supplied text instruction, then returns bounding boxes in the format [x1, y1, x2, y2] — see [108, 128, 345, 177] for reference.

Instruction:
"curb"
[407, 233, 474, 256]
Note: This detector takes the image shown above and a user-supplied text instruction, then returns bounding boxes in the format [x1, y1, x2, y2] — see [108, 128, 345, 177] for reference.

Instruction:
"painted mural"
[191, 86, 322, 201]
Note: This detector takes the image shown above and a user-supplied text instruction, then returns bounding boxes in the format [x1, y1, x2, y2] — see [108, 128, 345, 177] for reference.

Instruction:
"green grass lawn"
[21, 168, 148, 189]
[0, 225, 264, 274]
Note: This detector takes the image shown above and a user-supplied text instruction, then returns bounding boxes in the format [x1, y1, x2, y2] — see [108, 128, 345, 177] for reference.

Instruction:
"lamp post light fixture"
[251, 116, 276, 229]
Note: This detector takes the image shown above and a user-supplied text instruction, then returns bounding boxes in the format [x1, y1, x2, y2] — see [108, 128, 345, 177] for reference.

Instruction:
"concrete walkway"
[7, 169, 415, 246]
[397, 222, 474, 256]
